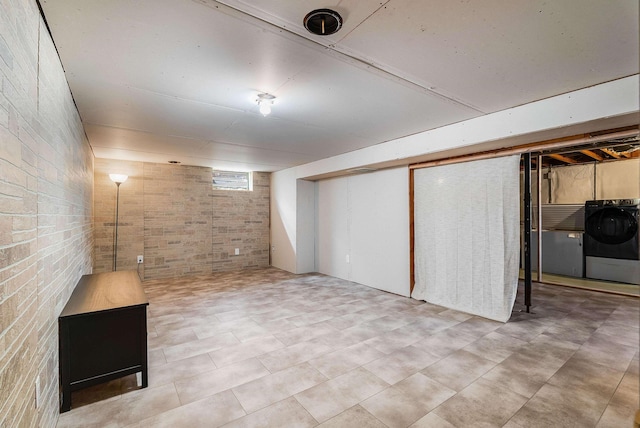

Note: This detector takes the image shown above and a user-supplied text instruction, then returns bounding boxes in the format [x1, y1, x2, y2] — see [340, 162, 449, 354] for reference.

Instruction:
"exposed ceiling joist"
[548, 153, 578, 164]
[580, 149, 604, 161]
[601, 148, 622, 159]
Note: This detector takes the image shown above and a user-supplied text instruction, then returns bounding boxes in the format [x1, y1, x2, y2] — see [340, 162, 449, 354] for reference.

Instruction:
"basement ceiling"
[39, 0, 639, 172]
[534, 135, 640, 168]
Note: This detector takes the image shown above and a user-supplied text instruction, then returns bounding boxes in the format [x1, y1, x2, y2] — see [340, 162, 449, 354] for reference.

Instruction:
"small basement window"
[212, 170, 253, 191]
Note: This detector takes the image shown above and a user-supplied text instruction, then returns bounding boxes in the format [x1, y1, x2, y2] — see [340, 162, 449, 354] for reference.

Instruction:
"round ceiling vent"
[303, 9, 343, 36]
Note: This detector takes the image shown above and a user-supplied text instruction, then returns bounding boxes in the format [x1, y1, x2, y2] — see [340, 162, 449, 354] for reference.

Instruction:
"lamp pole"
[114, 181, 122, 271]
[109, 174, 128, 272]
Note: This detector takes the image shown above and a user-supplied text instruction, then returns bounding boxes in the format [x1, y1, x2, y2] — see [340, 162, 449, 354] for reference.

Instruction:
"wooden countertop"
[60, 271, 148, 318]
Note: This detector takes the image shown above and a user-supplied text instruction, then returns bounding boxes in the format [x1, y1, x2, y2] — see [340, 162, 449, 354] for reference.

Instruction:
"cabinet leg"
[60, 384, 71, 413]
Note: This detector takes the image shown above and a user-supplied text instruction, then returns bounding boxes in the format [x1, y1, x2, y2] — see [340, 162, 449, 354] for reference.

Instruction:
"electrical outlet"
[137, 255, 143, 264]
[346, 254, 350, 263]
[234, 248, 240, 255]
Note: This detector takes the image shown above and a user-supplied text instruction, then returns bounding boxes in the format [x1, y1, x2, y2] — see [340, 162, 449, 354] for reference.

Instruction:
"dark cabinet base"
[59, 271, 149, 413]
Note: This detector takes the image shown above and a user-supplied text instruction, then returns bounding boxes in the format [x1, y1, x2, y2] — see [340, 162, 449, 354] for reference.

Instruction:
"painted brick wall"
[0, 1, 94, 427]
[143, 163, 213, 279]
[94, 159, 270, 279]
[212, 171, 270, 270]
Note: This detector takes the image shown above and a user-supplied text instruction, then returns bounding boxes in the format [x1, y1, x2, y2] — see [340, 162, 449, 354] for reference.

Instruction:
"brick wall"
[212, 171, 270, 270]
[0, 1, 94, 427]
[94, 159, 270, 279]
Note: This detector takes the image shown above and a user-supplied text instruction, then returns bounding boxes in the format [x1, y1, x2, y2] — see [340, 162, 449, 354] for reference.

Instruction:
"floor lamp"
[109, 174, 128, 271]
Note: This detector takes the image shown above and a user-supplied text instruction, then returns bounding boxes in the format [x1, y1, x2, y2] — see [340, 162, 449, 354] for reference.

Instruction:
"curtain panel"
[413, 155, 521, 322]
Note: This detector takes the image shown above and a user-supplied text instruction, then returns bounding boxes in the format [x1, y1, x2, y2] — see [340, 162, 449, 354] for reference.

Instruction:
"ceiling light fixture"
[303, 9, 343, 36]
[256, 93, 275, 116]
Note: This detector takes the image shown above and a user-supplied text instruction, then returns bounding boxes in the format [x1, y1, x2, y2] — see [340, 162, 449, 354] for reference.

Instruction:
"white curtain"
[413, 155, 520, 322]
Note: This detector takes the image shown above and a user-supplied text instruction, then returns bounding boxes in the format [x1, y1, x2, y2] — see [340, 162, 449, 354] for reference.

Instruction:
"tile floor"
[56, 267, 639, 428]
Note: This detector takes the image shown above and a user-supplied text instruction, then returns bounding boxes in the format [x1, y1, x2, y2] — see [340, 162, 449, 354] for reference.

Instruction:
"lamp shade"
[109, 174, 128, 184]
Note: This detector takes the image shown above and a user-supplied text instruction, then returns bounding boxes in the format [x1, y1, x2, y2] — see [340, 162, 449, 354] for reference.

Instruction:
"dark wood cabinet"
[59, 271, 149, 412]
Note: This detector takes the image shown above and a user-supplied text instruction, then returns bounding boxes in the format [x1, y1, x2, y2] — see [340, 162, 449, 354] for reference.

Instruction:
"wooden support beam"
[548, 153, 578, 164]
[580, 149, 604, 161]
[601, 148, 621, 159]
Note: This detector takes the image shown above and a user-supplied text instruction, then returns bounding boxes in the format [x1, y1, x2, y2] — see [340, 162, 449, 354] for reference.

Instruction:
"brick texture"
[93, 160, 270, 279]
[0, 1, 94, 427]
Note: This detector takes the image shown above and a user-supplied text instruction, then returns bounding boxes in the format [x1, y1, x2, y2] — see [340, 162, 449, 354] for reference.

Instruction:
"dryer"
[584, 199, 640, 285]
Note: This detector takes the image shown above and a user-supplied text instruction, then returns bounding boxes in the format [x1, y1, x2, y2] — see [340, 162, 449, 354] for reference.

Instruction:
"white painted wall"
[270, 77, 639, 289]
[316, 178, 350, 279]
[296, 179, 316, 273]
[270, 168, 297, 272]
[315, 167, 410, 295]
[349, 168, 410, 296]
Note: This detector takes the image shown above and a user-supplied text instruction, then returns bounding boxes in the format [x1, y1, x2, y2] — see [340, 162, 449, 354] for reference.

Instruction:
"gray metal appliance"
[584, 199, 640, 285]
[530, 230, 584, 278]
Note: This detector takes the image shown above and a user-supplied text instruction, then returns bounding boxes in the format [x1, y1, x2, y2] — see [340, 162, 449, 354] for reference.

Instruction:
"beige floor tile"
[325, 309, 384, 330]
[422, 349, 497, 392]
[163, 331, 240, 362]
[546, 356, 624, 405]
[232, 363, 327, 413]
[494, 317, 549, 341]
[148, 348, 167, 368]
[191, 318, 246, 340]
[507, 383, 604, 427]
[222, 397, 317, 428]
[317, 405, 386, 428]
[294, 367, 389, 423]
[481, 351, 559, 399]
[434, 308, 474, 322]
[209, 335, 284, 367]
[363, 345, 440, 385]
[463, 331, 528, 363]
[129, 390, 245, 428]
[593, 323, 640, 349]
[364, 328, 425, 355]
[286, 310, 336, 327]
[230, 321, 272, 342]
[361, 373, 456, 428]
[400, 314, 459, 336]
[274, 322, 341, 346]
[411, 328, 478, 358]
[433, 378, 528, 427]
[571, 333, 638, 371]
[258, 340, 335, 373]
[58, 383, 180, 428]
[174, 358, 270, 404]
[148, 353, 216, 388]
[148, 326, 198, 350]
[446, 316, 502, 338]
[360, 315, 412, 332]
[596, 371, 640, 427]
[409, 412, 457, 428]
[308, 343, 385, 379]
